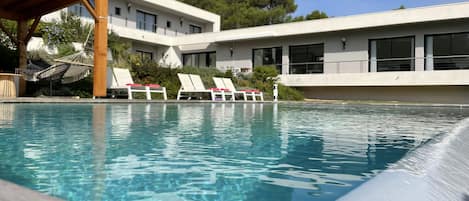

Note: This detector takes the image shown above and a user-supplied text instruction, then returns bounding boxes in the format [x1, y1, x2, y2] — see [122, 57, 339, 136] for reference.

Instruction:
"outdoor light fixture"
[230, 47, 234, 57]
[341, 37, 347, 50]
[127, 2, 132, 12]
[179, 17, 184, 26]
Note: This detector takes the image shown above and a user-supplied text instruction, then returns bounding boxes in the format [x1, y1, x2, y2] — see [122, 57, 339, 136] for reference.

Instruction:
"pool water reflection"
[0, 103, 467, 201]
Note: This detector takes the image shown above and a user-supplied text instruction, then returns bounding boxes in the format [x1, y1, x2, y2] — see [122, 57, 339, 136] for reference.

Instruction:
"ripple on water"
[0, 103, 467, 201]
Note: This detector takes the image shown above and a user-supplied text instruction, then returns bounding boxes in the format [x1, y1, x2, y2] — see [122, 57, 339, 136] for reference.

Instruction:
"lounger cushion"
[145, 84, 161, 88]
[126, 83, 143, 87]
[240, 89, 261, 93]
[210, 88, 231, 92]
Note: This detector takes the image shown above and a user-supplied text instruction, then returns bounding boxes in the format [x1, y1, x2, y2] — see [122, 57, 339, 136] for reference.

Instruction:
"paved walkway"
[0, 180, 62, 201]
[1, 97, 468, 108]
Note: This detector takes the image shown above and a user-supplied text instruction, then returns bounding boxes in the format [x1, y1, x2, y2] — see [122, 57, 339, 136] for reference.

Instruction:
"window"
[136, 10, 157, 32]
[167, 21, 172, 28]
[426, 32, 469, 70]
[189, 25, 202, 34]
[70, 4, 91, 18]
[183, 52, 216, 68]
[289, 44, 324, 74]
[369, 37, 415, 72]
[252, 47, 282, 73]
[115, 7, 121, 16]
[136, 50, 153, 61]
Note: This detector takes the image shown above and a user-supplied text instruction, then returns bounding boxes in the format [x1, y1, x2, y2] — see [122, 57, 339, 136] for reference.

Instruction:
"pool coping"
[0, 180, 63, 201]
[1, 97, 469, 108]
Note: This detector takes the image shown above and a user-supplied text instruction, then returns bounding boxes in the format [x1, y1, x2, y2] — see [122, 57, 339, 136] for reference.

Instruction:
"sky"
[294, 0, 469, 17]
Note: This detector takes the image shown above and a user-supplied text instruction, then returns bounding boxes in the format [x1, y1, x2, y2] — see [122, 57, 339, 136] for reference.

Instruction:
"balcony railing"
[286, 55, 469, 74]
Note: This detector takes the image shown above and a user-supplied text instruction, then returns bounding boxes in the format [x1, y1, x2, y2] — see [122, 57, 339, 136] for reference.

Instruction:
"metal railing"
[285, 55, 469, 74]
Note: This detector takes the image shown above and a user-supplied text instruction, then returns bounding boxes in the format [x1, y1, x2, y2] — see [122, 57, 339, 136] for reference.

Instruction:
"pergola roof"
[0, 0, 80, 20]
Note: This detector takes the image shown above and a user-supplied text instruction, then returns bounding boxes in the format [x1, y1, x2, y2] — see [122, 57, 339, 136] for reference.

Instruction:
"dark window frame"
[182, 51, 216, 68]
[136, 10, 157, 33]
[252, 47, 283, 73]
[136, 50, 153, 61]
[368, 36, 415, 72]
[114, 7, 121, 16]
[189, 24, 202, 34]
[424, 32, 469, 71]
[289, 43, 324, 74]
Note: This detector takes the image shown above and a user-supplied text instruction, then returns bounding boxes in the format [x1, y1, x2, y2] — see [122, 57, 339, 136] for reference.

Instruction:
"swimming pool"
[0, 103, 467, 201]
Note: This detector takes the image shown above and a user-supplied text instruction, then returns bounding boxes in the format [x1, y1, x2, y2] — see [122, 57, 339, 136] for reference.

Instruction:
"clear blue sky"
[294, 0, 468, 17]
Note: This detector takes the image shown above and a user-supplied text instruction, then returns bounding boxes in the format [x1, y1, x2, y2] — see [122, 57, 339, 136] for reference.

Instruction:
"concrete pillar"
[414, 34, 425, 71]
[282, 45, 289, 75]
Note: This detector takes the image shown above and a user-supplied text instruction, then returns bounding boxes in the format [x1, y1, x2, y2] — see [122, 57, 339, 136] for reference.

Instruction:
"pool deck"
[1, 97, 468, 108]
[0, 180, 63, 201]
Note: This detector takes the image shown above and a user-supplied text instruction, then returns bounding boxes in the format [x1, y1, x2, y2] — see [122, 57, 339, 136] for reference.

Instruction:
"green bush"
[126, 61, 304, 101]
[0, 43, 18, 73]
[278, 84, 304, 101]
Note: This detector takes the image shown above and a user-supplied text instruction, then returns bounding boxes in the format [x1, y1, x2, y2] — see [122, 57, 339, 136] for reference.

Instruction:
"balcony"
[279, 56, 469, 87]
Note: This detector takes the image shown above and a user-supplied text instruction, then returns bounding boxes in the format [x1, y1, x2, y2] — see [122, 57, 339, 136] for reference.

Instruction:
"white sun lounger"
[107, 67, 167, 100]
[213, 77, 244, 101]
[221, 78, 263, 101]
[177, 73, 226, 101]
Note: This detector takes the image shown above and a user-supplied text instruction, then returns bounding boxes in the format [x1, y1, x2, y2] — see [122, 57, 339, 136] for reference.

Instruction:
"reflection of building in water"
[0, 104, 14, 128]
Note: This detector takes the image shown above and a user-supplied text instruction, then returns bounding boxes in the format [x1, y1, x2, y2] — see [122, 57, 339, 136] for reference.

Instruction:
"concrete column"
[414, 34, 425, 71]
[282, 45, 289, 74]
[93, 0, 109, 97]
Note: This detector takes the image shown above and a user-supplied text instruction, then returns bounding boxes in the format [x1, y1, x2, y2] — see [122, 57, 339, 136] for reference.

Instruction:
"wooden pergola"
[0, 0, 108, 97]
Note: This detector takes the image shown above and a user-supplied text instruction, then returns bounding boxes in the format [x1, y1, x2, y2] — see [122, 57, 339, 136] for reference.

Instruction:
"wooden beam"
[93, 0, 108, 97]
[0, 21, 18, 45]
[0, 9, 20, 20]
[25, 16, 41, 42]
[80, 0, 98, 20]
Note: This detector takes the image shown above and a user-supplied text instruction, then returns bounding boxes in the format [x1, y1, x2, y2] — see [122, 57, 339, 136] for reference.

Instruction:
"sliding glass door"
[289, 44, 324, 74]
[369, 37, 414, 72]
[425, 32, 469, 70]
[252, 47, 282, 73]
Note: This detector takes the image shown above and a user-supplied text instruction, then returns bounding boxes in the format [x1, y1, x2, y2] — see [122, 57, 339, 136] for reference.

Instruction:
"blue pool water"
[0, 103, 467, 201]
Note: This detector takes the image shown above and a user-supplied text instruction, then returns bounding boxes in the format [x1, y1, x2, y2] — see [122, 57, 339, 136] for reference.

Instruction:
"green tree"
[305, 10, 328, 20]
[179, 0, 298, 30]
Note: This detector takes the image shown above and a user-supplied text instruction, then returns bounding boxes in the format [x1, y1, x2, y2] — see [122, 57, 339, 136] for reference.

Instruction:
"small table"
[0, 73, 22, 98]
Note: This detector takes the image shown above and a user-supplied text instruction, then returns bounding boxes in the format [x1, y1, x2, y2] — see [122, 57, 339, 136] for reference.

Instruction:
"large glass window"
[136, 50, 153, 61]
[252, 47, 282, 73]
[425, 32, 469, 70]
[183, 52, 216, 68]
[289, 44, 324, 74]
[369, 37, 415, 72]
[189, 25, 202, 34]
[137, 10, 157, 33]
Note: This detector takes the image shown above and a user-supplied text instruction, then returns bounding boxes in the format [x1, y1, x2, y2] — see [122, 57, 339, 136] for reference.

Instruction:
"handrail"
[287, 55, 469, 65]
[286, 55, 469, 74]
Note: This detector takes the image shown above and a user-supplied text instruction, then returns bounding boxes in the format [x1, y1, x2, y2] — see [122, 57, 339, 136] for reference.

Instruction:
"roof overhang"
[0, 0, 80, 20]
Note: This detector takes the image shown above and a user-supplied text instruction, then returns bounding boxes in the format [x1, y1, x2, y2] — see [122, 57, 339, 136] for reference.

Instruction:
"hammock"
[22, 51, 93, 84]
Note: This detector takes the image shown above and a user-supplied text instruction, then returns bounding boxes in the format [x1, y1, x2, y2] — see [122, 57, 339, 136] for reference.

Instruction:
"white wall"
[176, 19, 469, 73]
[67, 0, 218, 37]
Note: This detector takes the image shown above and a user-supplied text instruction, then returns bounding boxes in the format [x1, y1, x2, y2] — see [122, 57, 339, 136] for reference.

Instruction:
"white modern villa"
[42, 0, 469, 103]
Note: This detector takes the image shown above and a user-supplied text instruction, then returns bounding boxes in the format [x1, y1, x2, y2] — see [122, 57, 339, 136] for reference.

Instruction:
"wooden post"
[93, 0, 108, 97]
[17, 20, 28, 96]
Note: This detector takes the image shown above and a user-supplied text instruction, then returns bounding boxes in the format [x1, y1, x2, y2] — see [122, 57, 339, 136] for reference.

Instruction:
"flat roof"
[174, 2, 469, 45]
[0, 0, 79, 20]
[139, 0, 220, 27]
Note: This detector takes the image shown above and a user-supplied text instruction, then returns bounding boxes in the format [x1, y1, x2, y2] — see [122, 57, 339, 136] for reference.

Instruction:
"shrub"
[128, 62, 304, 100]
[0, 43, 18, 73]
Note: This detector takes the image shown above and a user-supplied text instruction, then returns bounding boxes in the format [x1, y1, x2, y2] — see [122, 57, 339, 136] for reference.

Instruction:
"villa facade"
[44, 1, 469, 103]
